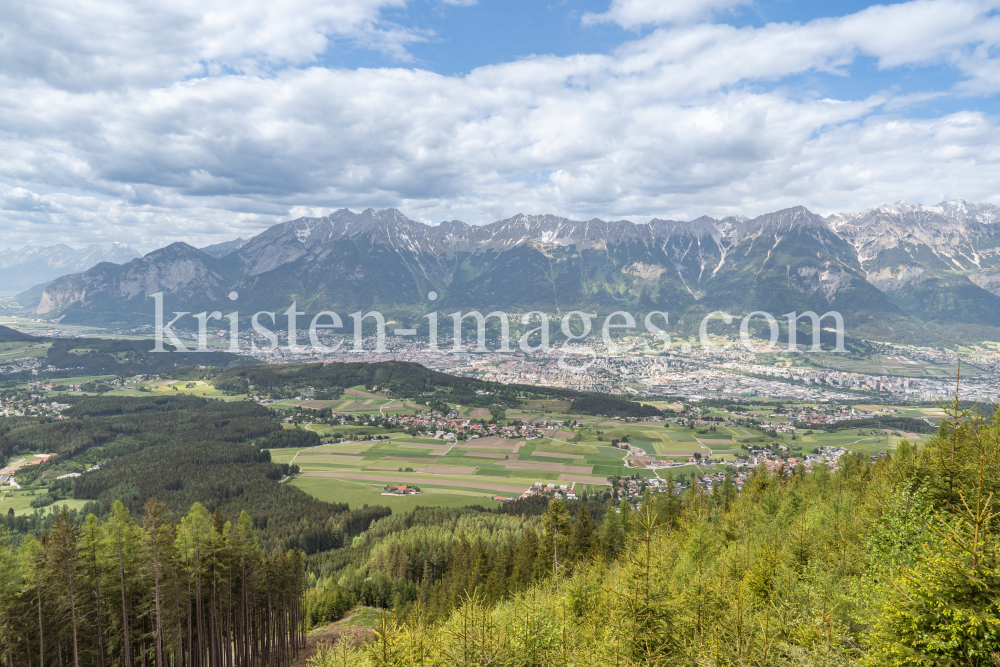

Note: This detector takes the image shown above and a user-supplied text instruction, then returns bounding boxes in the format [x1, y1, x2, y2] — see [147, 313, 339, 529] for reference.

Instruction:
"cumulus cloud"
[0, 0, 422, 90]
[1, 0, 1000, 251]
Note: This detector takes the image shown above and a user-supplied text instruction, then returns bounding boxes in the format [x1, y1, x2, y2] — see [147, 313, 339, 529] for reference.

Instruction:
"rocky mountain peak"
[932, 199, 1000, 224]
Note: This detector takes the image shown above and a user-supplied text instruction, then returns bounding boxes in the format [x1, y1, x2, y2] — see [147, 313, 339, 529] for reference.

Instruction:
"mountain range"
[0, 242, 139, 295]
[24, 201, 1000, 344]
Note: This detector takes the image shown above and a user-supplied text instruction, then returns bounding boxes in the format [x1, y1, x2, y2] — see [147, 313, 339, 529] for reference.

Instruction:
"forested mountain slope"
[308, 399, 1000, 666]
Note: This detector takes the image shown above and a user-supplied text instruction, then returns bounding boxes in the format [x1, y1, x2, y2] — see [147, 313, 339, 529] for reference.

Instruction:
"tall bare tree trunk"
[241, 541, 248, 667]
[116, 524, 132, 667]
[173, 573, 184, 667]
[91, 541, 105, 667]
[150, 520, 164, 667]
[36, 569, 44, 667]
[64, 536, 80, 667]
[186, 560, 193, 667]
[194, 546, 204, 667]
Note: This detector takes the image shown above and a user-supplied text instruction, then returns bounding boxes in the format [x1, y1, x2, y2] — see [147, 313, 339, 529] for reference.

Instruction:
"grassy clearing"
[268, 447, 304, 464]
[41, 374, 118, 385]
[0, 492, 92, 517]
[151, 380, 219, 396]
[0, 341, 50, 361]
[339, 607, 384, 628]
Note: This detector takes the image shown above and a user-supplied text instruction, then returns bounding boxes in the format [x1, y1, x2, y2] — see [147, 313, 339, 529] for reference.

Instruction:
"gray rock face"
[829, 201, 1000, 294]
[36, 243, 228, 316]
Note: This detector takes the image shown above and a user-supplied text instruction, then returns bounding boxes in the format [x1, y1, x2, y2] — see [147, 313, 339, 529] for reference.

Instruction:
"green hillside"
[302, 399, 1000, 666]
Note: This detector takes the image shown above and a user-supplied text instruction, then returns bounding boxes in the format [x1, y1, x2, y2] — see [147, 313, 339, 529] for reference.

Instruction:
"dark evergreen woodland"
[0, 501, 305, 666]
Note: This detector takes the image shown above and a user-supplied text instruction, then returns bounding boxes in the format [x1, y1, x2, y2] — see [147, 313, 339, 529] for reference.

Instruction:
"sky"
[1, 0, 1000, 252]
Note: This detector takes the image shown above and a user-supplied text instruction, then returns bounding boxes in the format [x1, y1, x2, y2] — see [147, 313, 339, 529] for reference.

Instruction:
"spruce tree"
[568, 504, 594, 565]
[48, 507, 81, 667]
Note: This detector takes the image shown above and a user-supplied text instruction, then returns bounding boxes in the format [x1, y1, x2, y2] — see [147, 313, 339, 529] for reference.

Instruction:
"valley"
[0, 325, 985, 666]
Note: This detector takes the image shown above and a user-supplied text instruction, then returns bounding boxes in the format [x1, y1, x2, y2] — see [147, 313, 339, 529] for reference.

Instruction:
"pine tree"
[142, 499, 168, 667]
[0, 526, 25, 665]
[568, 504, 594, 566]
[109, 501, 136, 667]
[542, 500, 571, 586]
[49, 507, 82, 667]
[81, 515, 106, 667]
[511, 530, 537, 592]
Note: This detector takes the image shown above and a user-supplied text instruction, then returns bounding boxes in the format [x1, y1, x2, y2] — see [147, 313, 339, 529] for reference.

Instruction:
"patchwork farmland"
[270, 432, 633, 506]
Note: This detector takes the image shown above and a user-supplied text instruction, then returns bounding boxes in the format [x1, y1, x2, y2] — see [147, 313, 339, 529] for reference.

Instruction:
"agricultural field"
[48, 374, 118, 385]
[290, 477, 501, 511]
[0, 488, 91, 517]
[517, 399, 573, 413]
[273, 432, 628, 507]
[39, 377, 242, 399]
[0, 340, 50, 361]
[273, 394, 942, 510]
[636, 400, 684, 412]
[572, 420, 729, 458]
[267, 392, 411, 415]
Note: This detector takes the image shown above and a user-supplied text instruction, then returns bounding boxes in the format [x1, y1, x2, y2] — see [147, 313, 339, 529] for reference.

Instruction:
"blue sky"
[324, 0, 887, 72]
[321, 0, 632, 72]
[355, 0, 999, 116]
[1, 0, 999, 250]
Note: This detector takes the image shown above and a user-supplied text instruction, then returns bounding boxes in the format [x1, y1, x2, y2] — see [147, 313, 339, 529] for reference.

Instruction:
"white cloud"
[0, 0, 1000, 251]
[0, 0, 422, 90]
[583, 0, 751, 28]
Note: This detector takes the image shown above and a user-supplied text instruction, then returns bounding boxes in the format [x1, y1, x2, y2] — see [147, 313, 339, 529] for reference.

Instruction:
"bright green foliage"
[541, 499, 571, 580]
[307, 582, 353, 627]
[304, 501, 616, 625]
[306, 399, 1000, 666]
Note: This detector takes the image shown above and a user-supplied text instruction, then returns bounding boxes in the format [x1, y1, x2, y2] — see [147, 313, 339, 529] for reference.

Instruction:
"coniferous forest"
[0, 394, 383, 666]
[0, 396, 389, 554]
[1, 501, 306, 667]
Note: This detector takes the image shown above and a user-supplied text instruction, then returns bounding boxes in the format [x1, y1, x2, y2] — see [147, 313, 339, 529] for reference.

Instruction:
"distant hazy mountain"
[0, 243, 139, 295]
[32, 202, 1000, 344]
[200, 238, 247, 258]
